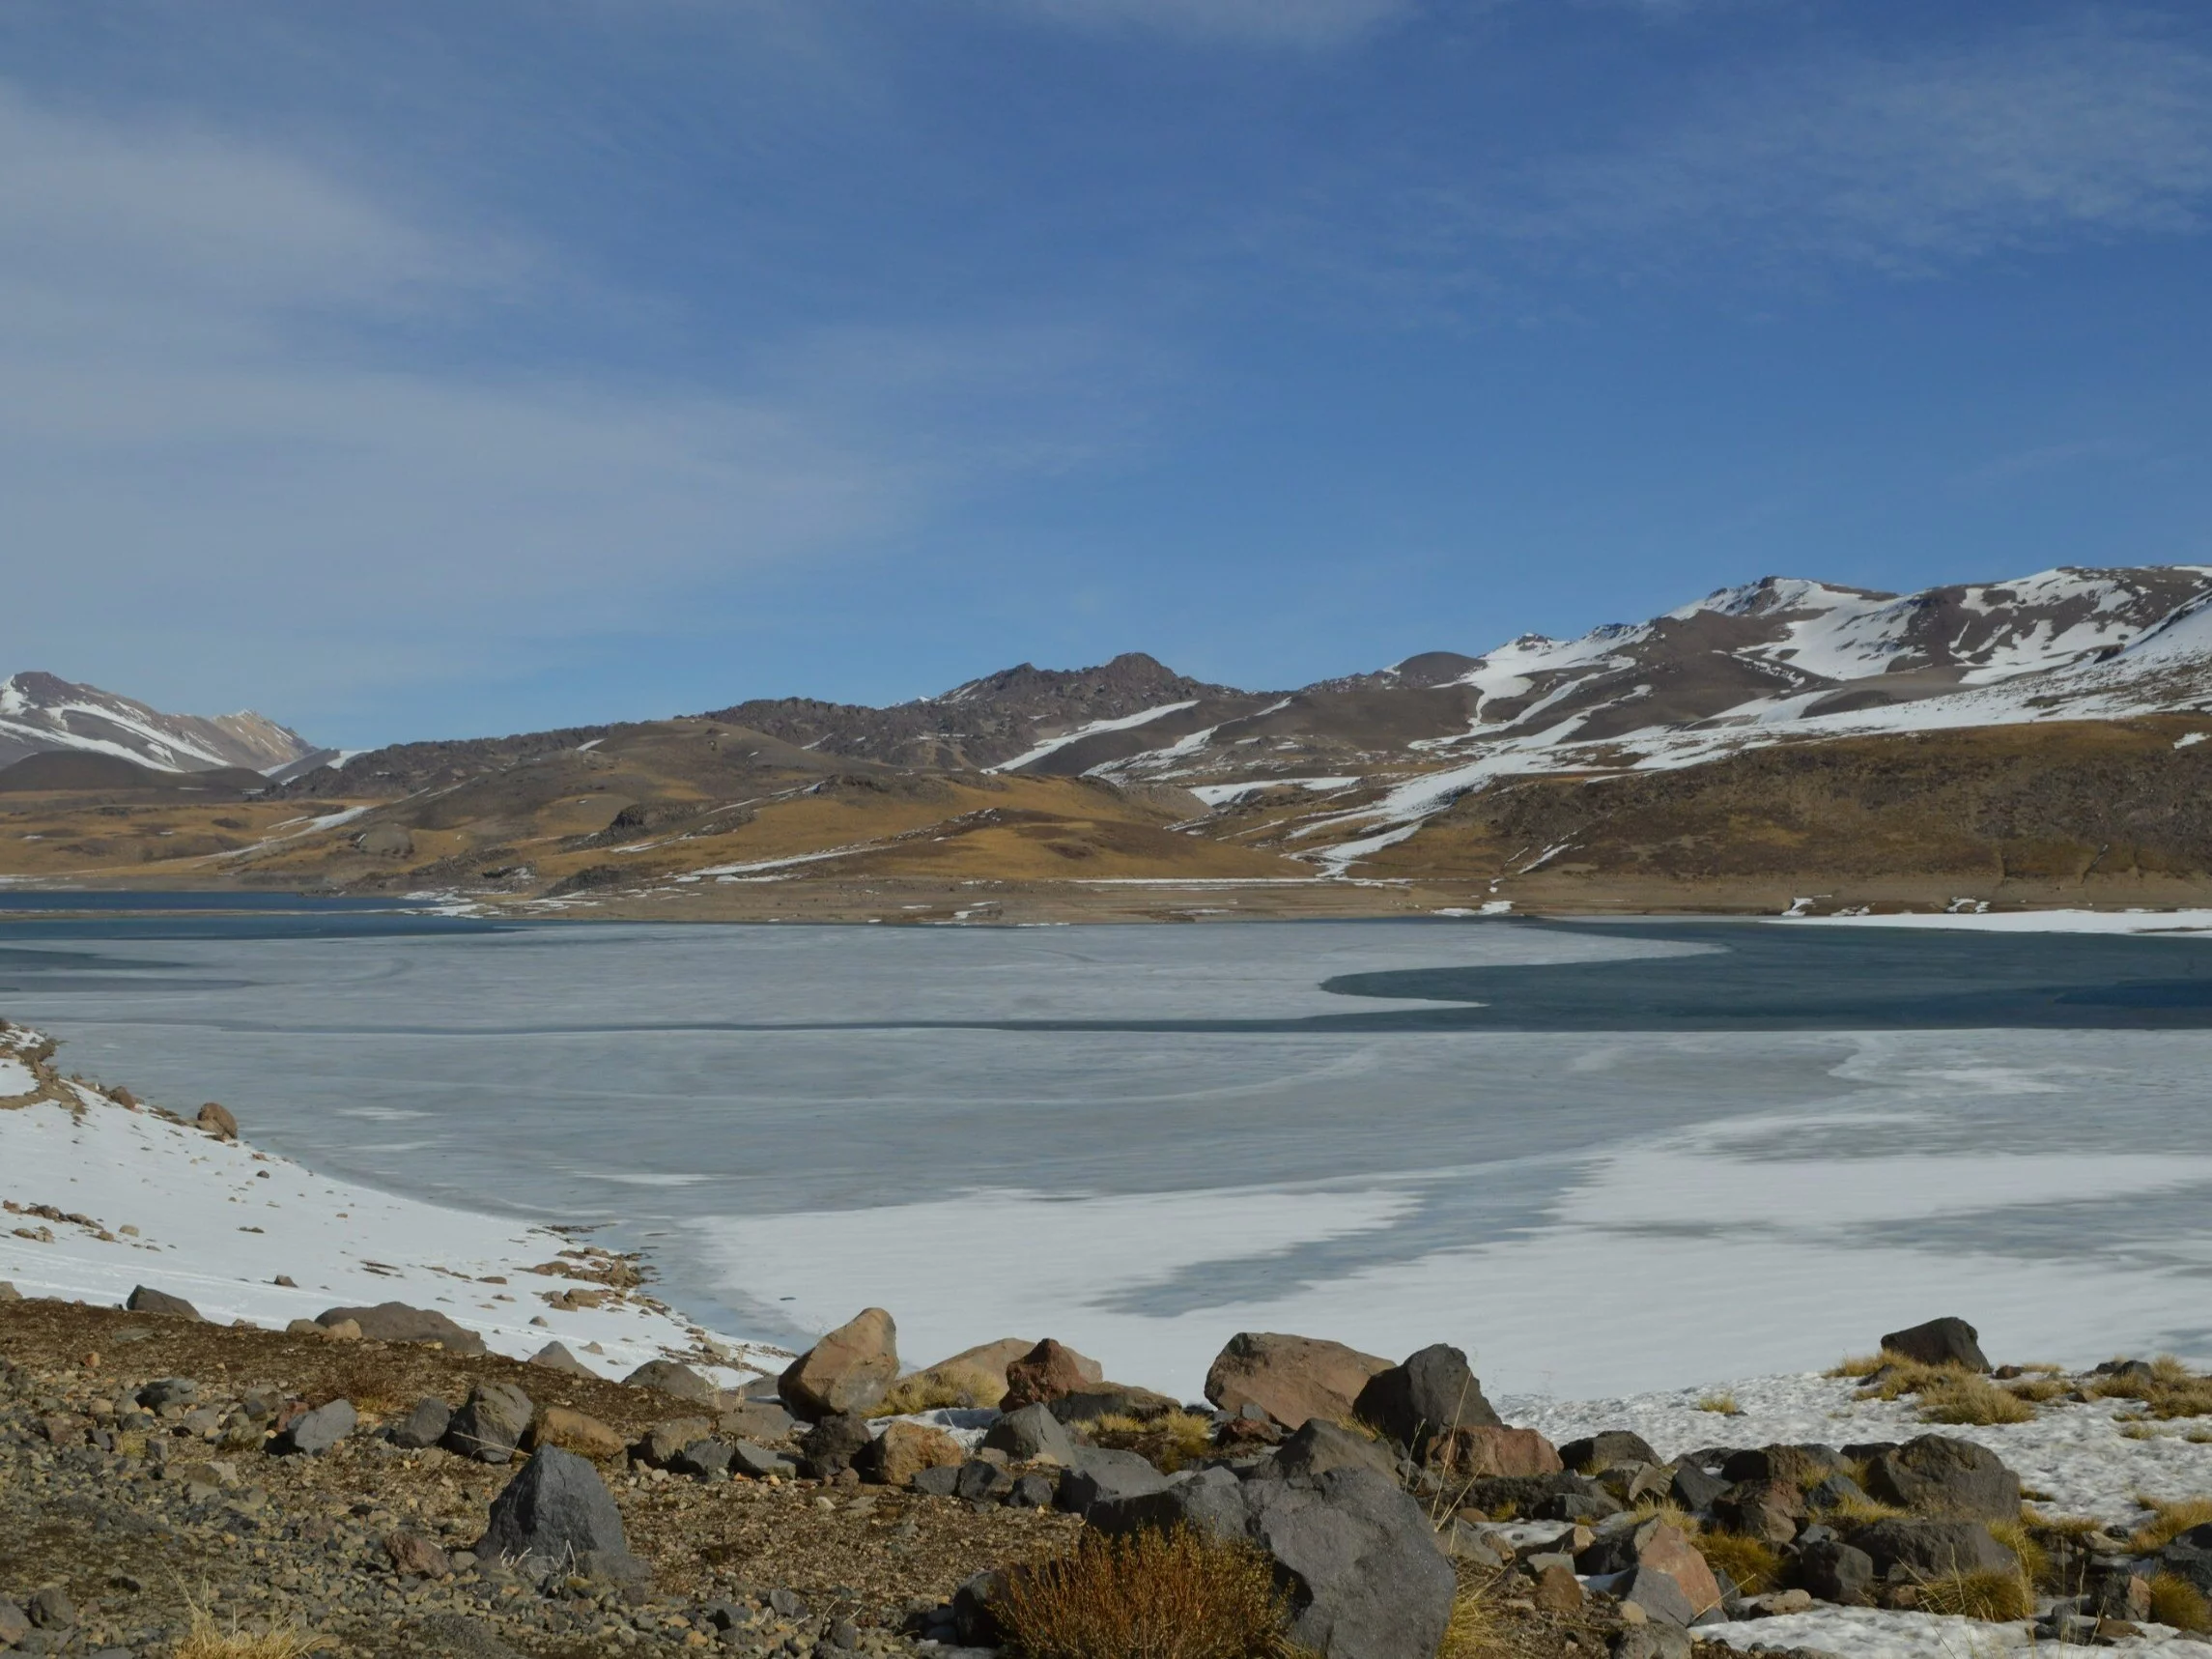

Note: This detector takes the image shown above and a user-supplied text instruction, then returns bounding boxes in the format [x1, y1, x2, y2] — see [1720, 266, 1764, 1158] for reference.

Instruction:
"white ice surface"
[1703, 1609, 2212, 1659]
[0, 1054, 36, 1097]
[0, 1062, 780, 1385]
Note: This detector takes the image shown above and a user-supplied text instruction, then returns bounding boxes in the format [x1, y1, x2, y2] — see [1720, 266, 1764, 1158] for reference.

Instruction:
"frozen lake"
[3, 907, 2211, 1398]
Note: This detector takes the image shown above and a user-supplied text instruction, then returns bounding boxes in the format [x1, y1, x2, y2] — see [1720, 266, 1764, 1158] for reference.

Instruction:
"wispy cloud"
[989, 0, 1413, 47]
[0, 84, 1132, 734]
[1487, 17, 2212, 276]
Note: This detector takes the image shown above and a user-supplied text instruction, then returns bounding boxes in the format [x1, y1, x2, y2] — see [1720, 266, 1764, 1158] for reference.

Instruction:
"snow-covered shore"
[0, 1020, 783, 1387]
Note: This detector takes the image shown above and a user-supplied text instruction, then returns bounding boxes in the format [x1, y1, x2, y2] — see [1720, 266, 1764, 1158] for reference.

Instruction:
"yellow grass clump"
[2151, 1574, 2212, 1634]
[1917, 1375, 2035, 1426]
[994, 1528, 1290, 1659]
[868, 1376, 978, 1417]
[1438, 1565, 1506, 1659]
[1085, 1413, 1216, 1474]
[2132, 1496, 2212, 1553]
[1987, 1518, 2051, 1590]
[2089, 1359, 2212, 1418]
[1696, 1532, 1783, 1596]
[1828, 1353, 1887, 1379]
[176, 1597, 319, 1659]
[1696, 1391, 1742, 1416]
[1912, 1567, 2032, 1622]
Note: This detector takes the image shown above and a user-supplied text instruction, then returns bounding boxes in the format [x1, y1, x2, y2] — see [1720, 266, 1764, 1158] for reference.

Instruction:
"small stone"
[531, 1342, 597, 1378]
[624, 1360, 722, 1407]
[530, 1405, 626, 1461]
[444, 1382, 534, 1465]
[382, 1396, 450, 1451]
[274, 1398, 356, 1456]
[137, 1377, 199, 1409]
[0, 1601, 26, 1646]
[1533, 1563, 1583, 1613]
[385, 1530, 453, 1578]
[26, 1587, 75, 1630]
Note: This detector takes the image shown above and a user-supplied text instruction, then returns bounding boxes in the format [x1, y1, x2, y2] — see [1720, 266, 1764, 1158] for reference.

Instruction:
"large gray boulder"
[1880, 1317, 1990, 1372]
[315, 1301, 488, 1357]
[1054, 1446, 1170, 1514]
[476, 1446, 646, 1584]
[1266, 1418, 1399, 1482]
[1352, 1344, 1501, 1460]
[1559, 1430, 1658, 1473]
[1861, 1436, 2019, 1520]
[444, 1382, 535, 1466]
[1092, 1463, 1454, 1659]
[982, 1402, 1077, 1465]
[624, 1360, 721, 1407]
[1849, 1518, 2017, 1580]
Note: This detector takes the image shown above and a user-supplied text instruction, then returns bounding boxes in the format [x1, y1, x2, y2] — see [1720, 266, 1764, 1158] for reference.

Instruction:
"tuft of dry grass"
[1918, 1374, 2035, 1426]
[1696, 1532, 1782, 1596]
[2002, 1376, 2067, 1405]
[1822, 1492, 1908, 1527]
[2087, 1359, 2212, 1419]
[1987, 1518, 2051, 1590]
[1695, 1391, 1742, 1416]
[175, 1599, 319, 1659]
[302, 1351, 406, 1416]
[2131, 1496, 2212, 1553]
[1438, 1565, 1506, 1659]
[1828, 1353, 1888, 1379]
[1085, 1413, 1216, 1474]
[1912, 1566, 2032, 1622]
[2152, 1573, 2212, 1634]
[867, 1375, 975, 1417]
[1856, 1357, 1982, 1403]
[995, 1528, 1290, 1659]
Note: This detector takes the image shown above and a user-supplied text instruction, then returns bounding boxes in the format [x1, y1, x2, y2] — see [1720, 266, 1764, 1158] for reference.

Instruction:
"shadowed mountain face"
[0, 672, 316, 775]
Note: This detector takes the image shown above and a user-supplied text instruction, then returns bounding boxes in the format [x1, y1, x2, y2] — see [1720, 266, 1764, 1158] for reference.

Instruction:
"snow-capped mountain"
[0, 672, 319, 775]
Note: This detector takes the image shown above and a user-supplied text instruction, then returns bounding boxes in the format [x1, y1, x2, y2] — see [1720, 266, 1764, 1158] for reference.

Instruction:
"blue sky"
[4, 0, 2210, 746]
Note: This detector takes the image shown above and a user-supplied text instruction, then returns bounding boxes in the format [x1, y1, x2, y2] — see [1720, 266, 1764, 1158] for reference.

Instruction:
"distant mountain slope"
[0, 672, 318, 775]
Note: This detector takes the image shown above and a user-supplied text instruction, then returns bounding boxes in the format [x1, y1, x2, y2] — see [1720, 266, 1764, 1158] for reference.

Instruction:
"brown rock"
[1000, 1339, 1098, 1411]
[856, 1420, 964, 1487]
[1435, 1425, 1563, 1478]
[1714, 1479, 1805, 1545]
[126, 1285, 203, 1321]
[1203, 1331, 1393, 1429]
[314, 1301, 485, 1356]
[912, 1336, 1095, 1408]
[634, 1416, 716, 1468]
[1532, 1563, 1583, 1614]
[1637, 1522, 1725, 1618]
[383, 1531, 451, 1579]
[780, 1308, 899, 1420]
[196, 1101, 239, 1139]
[528, 1405, 626, 1460]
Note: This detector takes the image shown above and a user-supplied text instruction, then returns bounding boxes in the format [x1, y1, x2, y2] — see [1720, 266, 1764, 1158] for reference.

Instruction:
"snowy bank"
[0, 1020, 783, 1387]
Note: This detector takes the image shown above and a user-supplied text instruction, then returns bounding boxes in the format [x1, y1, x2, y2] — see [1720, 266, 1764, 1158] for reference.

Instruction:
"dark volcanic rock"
[316, 1301, 487, 1356]
[1880, 1317, 1990, 1372]
[126, 1285, 203, 1321]
[475, 1446, 646, 1584]
[1861, 1435, 2020, 1520]
[1352, 1344, 1501, 1459]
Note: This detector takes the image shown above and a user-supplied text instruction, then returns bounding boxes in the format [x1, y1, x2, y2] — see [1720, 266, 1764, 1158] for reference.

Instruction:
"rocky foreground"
[3, 1292, 2209, 1659]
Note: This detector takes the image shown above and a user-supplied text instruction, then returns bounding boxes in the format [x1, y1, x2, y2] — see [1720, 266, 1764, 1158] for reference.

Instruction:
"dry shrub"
[868, 1376, 975, 1417]
[2003, 1376, 2067, 1404]
[995, 1528, 1289, 1659]
[176, 1600, 317, 1659]
[1827, 1354, 1886, 1379]
[1918, 1375, 2034, 1426]
[2151, 1573, 2212, 1634]
[1856, 1357, 1981, 1403]
[1912, 1566, 2032, 1622]
[1695, 1391, 1742, 1416]
[2088, 1359, 2212, 1419]
[2130, 1496, 2212, 1553]
[1085, 1413, 1216, 1474]
[1822, 1492, 1907, 1527]
[1696, 1531, 1782, 1596]
[1438, 1564, 1505, 1659]
[1986, 1518, 2051, 1589]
